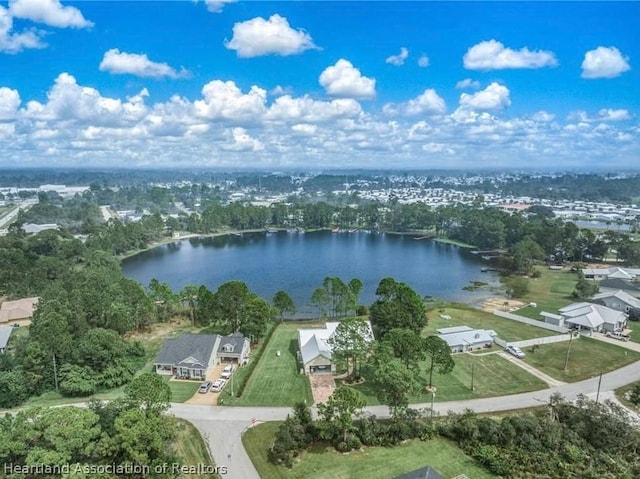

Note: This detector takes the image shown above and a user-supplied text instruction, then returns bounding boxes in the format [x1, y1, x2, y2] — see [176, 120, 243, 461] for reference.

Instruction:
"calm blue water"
[121, 231, 502, 316]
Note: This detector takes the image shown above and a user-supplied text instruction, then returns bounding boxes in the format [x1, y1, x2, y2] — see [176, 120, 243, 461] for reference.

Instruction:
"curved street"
[169, 358, 640, 479]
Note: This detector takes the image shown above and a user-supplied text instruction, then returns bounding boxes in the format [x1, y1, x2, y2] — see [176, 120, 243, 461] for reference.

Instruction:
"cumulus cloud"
[581, 46, 630, 79]
[221, 127, 263, 151]
[383, 89, 446, 116]
[0, 86, 20, 119]
[459, 82, 511, 110]
[224, 14, 317, 58]
[455, 78, 480, 89]
[417, 54, 429, 68]
[0, 5, 44, 53]
[319, 59, 376, 99]
[266, 95, 362, 122]
[194, 80, 267, 122]
[99, 49, 188, 79]
[9, 0, 93, 28]
[386, 47, 409, 66]
[531, 110, 555, 122]
[598, 108, 631, 121]
[463, 39, 557, 70]
[203, 0, 235, 13]
[1, 72, 638, 170]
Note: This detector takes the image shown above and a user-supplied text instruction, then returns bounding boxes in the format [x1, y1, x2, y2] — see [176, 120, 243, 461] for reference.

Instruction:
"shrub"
[59, 364, 97, 397]
[0, 370, 29, 408]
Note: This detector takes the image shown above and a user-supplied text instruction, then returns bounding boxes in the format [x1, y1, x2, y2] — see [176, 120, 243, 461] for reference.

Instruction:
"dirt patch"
[309, 373, 336, 405]
[124, 318, 191, 342]
[481, 297, 526, 313]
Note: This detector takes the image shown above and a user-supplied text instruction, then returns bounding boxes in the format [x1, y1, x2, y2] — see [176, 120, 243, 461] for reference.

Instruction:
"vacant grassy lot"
[512, 268, 578, 319]
[219, 323, 313, 406]
[243, 421, 496, 479]
[524, 336, 640, 382]
[341, 352, 547, 405]
[424, 307, 556, 341]
[172, 419, 219, 479]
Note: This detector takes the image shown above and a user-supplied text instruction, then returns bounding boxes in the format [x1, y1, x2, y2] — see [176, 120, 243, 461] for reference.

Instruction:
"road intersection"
[169, 358, 640, 479]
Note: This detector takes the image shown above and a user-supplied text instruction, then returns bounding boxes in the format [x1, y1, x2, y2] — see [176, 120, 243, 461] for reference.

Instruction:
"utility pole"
[470, 361, 475, 391]
[563, 330, 573, 371]
[52, 354, 59, 392]
[231, 368, 234, 397]
[595, 371, 603, 404]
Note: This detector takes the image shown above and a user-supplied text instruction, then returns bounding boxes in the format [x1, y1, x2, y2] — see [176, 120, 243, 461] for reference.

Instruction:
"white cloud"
[581, 46, 630, 79]
[417, 54, 429, 68]
[194, 80, 267, 122]
[386, 47, 409, 66]
[459, 82, 511, 110]
[224, 14, 317, 58]
[9, 0, 93, 28]
[204, 0, 235, 13]
[0, 5, 44, 53]
[99, 49, 188, 79]
[221, 127, 263, 151]
[319, 59, 376, 99]
[531, 110, 555, 122]
[0, 86, 20, 119]
[463, 39, 557, 70]
[455, 78, 480, 89]
[383, 89, 446, 116]
[598, 108, 631, 121]
[291, 123, 317, 135]
[266, 95, 362, 122]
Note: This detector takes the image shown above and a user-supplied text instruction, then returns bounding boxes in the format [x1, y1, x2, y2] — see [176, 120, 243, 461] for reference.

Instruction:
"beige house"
[0, 297, 39, 324]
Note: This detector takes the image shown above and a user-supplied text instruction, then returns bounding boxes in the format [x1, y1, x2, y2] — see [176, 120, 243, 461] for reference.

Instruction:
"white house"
[437, 326, 497, 353]
[297, 321, 374, 375]
[545, 302, 628, 334]
[581, 267, 640, 281]
[592, 290, 640, 313]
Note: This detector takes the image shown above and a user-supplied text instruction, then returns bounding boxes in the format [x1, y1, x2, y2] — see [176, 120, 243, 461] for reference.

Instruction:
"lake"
[121, 230, 503, 317]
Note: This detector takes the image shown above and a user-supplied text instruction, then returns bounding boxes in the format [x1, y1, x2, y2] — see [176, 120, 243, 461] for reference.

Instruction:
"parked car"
[221, 364, 234, 379]
[211, 379, 226, 392]
[198, 381, 212, 393]
[606, 331, 630, 342]
[506, 344, 526, 359]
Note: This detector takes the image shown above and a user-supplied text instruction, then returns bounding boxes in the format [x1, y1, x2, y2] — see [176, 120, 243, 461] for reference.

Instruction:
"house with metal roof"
[592, 290, 640, 313]
[154, 332, 250, 380]
[437, 326, 497, 353]
[581, 267, 640, 281]
[297, 321, 374, 374]
[552, 302, 628, 333]
[598, 278, 640, 298]
[0, 326, 14, 354]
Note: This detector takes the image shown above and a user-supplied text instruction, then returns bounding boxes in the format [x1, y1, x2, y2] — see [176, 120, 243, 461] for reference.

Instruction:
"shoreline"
[118, 228, 477, 262]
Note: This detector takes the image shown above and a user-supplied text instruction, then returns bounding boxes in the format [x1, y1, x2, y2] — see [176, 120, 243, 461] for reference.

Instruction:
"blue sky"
[0, 1, 638, 170]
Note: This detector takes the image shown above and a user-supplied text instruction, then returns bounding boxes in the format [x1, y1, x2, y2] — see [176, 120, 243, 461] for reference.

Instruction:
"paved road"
[169, 358, 640, 479]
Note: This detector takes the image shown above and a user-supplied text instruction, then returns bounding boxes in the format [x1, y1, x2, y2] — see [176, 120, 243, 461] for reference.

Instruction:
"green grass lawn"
[172, 419, 219, 479]
[218, 323, 313, 406]
[615, 381, 640, 413]
[243, 421, 497, 479]
[511, 267, 579, 319]
[341, 353, 547, 405]
[523, 336, 640, 382]
[424, 306, 556, 341]
[433, 237, 477, 248]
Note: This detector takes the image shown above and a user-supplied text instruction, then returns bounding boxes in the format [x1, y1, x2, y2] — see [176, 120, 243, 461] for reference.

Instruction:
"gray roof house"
[298, 321, 374, 375]
[0, 326, 14, 354]
[154, 332, 250, 380]
[599, 278, 640, 298]
[592, 290, 640, 313]
[393, 465, 445, 479]
[582, 267, 640, 281]
[437, 326, 497, 353]
[555, 302, 627, 333]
